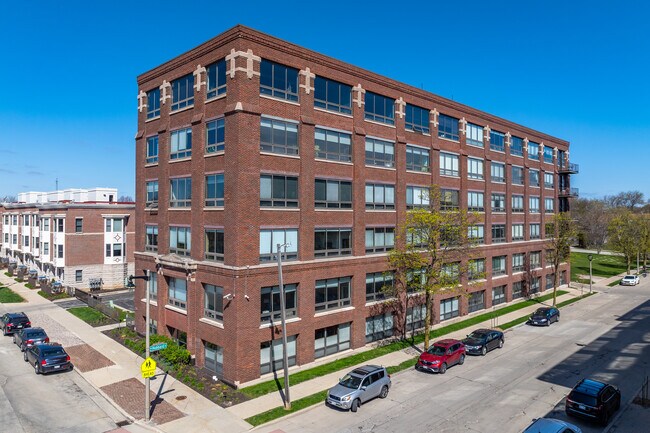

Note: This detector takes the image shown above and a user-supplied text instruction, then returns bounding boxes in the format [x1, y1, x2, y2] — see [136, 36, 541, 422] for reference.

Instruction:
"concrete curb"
[603, 382, 646, 433]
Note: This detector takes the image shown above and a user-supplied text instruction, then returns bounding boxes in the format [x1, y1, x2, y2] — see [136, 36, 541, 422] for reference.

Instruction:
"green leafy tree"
[608, 210, 643, 274]
[545, 212, 577, 306]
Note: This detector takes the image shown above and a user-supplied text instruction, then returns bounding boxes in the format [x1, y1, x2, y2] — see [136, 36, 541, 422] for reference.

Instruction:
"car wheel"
[351, 399, 360, 412]
[498, 339, 504, 349]
[459, 354, 465, 365]
[601, 408, 610, 426]
[23, 351, 27, 362]
[439, 363, 447, 374]
[481, 346, 487, 356]
[546, 319, 551, 326]
[615, 395, 621, 411]
[12, 335, 16, 344]
[20, 343, 24, 352]
[380, 385, 389, 399]
[34, 362, 40, 375]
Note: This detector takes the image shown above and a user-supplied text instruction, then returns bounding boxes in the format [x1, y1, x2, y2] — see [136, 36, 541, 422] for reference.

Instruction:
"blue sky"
[1, 1, 648, 200]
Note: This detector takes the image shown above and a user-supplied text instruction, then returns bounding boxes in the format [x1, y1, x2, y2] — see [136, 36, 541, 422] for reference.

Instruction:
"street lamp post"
[588, 254, 593, 294]
[276, 243, 291, 410]
[128, 273, 151, 421]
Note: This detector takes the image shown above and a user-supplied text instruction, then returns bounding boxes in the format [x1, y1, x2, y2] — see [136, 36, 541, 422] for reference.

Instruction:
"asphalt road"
[255, 282, 650, 433]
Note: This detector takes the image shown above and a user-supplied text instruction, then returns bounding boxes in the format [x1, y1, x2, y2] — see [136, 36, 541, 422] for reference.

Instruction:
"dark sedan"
[1, 312, 31, 335]
[13, 327, 49, 351]
[529, 307, 560, 326]
[24, 343, 72, 374]
[462, 329, 504, 355]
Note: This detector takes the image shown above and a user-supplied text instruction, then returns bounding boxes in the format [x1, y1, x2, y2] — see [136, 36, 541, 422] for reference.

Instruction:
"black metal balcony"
[558, 162, 579, 174]
[559, 187, 579, 197]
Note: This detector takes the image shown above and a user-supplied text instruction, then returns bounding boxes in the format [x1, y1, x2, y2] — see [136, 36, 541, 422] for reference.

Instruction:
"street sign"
[141, 357, 156, 379]
[150, 342, 168, 352]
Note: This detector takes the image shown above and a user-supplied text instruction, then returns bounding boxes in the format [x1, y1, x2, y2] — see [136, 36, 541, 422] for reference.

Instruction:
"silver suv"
[326, 365, 391, 412]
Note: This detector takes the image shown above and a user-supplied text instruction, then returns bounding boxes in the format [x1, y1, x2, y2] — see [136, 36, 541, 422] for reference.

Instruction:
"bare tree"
[0, 195, 18, 203]
[573, 198, 610, 253]
[117, 195, 134, 202]
[605, 191, 645, 211]
[545, 213, 577, 306]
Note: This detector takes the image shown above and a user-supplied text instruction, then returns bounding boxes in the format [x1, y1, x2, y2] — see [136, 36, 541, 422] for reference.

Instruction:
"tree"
[545, 212, 577, 306]
[637, 214, 650, 268]
[0, 195, 17, 203]
[605, 191, 645, 211]
[608, 210, 643, 274]
[118, 195, 134, 202]
[572, 199, 610, 253]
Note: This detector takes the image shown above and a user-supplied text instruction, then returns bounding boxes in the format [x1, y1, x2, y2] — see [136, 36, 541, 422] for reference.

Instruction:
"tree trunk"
[552, 266, 559, 306]
[423, 290, 432, 351]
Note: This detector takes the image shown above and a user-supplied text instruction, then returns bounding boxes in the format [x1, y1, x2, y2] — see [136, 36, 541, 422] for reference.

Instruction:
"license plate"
[54, 365, 60, 369]
[578, 404, 585, 410]
[16, 325, 23, 328]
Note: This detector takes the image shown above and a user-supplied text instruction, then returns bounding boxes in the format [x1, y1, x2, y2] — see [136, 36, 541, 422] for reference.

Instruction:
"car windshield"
[467, 331, 487, 339]
[339, 374, 363, 389]
[533, 308, 547, 315]
[623, 276, 635, 280]
[42, 348, 65, 357]
[28, 331, 46, 338]
[569, 391, 597, 407]
[427, 345, 446, 355]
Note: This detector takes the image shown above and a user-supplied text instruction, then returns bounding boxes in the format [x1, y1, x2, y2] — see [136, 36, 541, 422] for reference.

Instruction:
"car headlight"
[341, 395, 351, 402]
[431, 360, 440, 365]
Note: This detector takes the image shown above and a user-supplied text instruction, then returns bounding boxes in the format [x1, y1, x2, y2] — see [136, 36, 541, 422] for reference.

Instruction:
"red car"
[415, 339, 466, 374]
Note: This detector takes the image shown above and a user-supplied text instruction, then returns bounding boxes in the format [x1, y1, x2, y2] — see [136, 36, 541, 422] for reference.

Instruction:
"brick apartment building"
[0, 188, 135, 289]
[134, 25, 577, 385]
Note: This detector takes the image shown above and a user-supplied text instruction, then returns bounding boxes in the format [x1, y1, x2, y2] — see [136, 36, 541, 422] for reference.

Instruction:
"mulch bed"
[66, 343, 115, 372]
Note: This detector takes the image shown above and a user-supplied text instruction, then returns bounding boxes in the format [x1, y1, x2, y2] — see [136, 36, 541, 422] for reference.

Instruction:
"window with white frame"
[105, 218, 123, 232]
[492, 255, 506, 276]
[467, 157, 484, 180]
[468, 191, 484, 211]
[170, 128, 192, 159]
[365, 227, 395, 253]
[203, 284, 223, 321]
[406, 145, 430, 172]
[167, 277, 187, 309]
[406, 186, 430, 209]
[170, 177, 192, 207]
[315, 127, 351, 162]
[491, 162, 505, 183]
[315, 179, 352, 209]
[529, 169, 540, 187]
[512, 253, 525, 272]
[440, 152, 459, 176]
[544, 172, 554, 189]
[466, 123, 483, 147]
[206, 118, 225, 153]
[529, 196, 540, 213]
[365, 137, 395, 168]
[491, 193, 506, 212]
[490, 130, 505, 152]
[530, 223, 541, 239]
[169, 226, 191, 256]
[528, 141, 540, 160]
[259, 229, 298, 262]
[56, 244, 64, 258]
[146, 181, 158, 206]
[262, 117, 299, 156]
[512, 224, 524, 241]
[512, 166, 524, 185]
[492, 285, 506, 305]
[545, 197, 555, 213]
[365, 183, 395, 210]
[440, 297, 459, 320]
[512, 195, 524, 212]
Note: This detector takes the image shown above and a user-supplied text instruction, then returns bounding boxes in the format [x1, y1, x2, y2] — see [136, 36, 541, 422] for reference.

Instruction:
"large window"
[365, 227, 395, 253]
[468, 225, 485, 243]
[529, 169, 540, 187]
[440, 297, 459, 320]
[261, 284, 297, 323]
[469, 258, 485, 280]
[168, 277, 187, 309]
[204, 342, 223, 377]
[146, 181, 158, 206]
[315, 127, 352, 162]
[406, 305, 426, 330]
[491, 162, 505, 183]
[528, 141, 540, 160]
[512, 281, 524, 299]
[260, 59, 298, 101]
[512, 166, 524, 185]
[510, 136, 524, 157]
[440, 152, 459, 176]
[438, 114, 459, 141]
[261, 117, 299, 155]
[169, 226, 191, 256]
[440, 189, 460, 211]
[544, 172, 554, 189]
[205, 229, 224, 261]
[315, 277, 351, 312]
[260, 174, 298, 208]
[365, 183, 395, 210]
[468, 291, 485, 313]
[492, 286, 506, 306]
[314, 76, 351, 114]
[148, 275, 157, 301]
[530, 251, 542, 269]
[512, 195, 524, 213]
[491, 193, 506, 212]
[203, 284, 223, 321]
[466, 123, 483, 147]
[543, 145, 554, 164]
[146, 136, 158, 164]
[171, 74, 194, 111]
[545, 197, 555, 213]
[365, 91, 394, 125]
[366, 313, 393, 343]
[146, 88, 160, 119]
[316, 179, 352, 209]
[467, 158, 484, 180]
[512, 224, 524, 241]
[490, 130, 505, 152]
[206, 59, 227, 99]
[407, 186, 430, 209]
[530, 223, 541, 239]
[170, 177, 192, 208]
[405, 104, 430, 133]
[468, 191, 484, 212]
[314, 228, 352, 257]
[261, 335, 297, 374]
[491, 224, 506, 243]
[406, 145, 430, 172]
[529, 196, 540, 213]
[105, 218, 123, 233]
[206, 118, 225, 153]
[366, 272, 393, 302]
[315, 323, 350, 358]
[170, 128, 192, 159]
[512, 253, 525, 272]
[145, 225, 158, 252]
[205, 174, 224, 207]
[259, 229, 298, 262]
[365, 137, 395, 168]
[492, 255, 507, 276]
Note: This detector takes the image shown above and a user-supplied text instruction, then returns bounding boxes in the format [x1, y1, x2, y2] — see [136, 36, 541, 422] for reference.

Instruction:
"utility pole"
[128, 273, 151, 421]
[276, 243, 291, 410]
[588, 254, 593, 294]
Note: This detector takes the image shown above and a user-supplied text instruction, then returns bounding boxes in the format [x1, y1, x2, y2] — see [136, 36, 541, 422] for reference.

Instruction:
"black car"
[566, 378, 621, 426]
[462, 329, 504, 355]
[1, 312, 31, 335]
[24, 343, 72, 374]
[529, 307, 560, 326]
[13, 327, 49, 351]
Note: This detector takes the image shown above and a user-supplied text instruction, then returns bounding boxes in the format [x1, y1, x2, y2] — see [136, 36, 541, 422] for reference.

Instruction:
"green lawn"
[246, 390, 328, 426]
[571, 252, 628, 282]
[38, 290, 71, 301]
[67, 306, 113, 326]
[0, 287, 25, 303]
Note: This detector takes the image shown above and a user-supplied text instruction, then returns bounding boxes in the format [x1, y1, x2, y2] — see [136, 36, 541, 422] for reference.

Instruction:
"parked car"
[13, 327, 49, 351]
[23, 343, 72, 374]
[462, 328, 504, 356]
[1, 312, 31, 336]
[326, 365, 391, 412]
[529, 307, 560, 326]
[415, 339, 465, 374]
[621, 275, 640, 286]
[523, 417, 582, 433]
[565, 378, 621, 426]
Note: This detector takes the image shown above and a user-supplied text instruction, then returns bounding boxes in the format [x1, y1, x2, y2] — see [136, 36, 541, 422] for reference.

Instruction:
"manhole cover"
[175, 395, 187, 401]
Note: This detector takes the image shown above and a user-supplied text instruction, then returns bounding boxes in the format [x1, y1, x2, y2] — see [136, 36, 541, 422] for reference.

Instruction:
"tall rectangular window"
[365, 137, 395, 168]
[261, 117, 299, 156]
[364, 91, 395, 125]
[468, 191, 484, 211]
[468, 158, 484, 180]
[75, 218, 83, 233]
[512, 166, 524, 185]
[146, 136, 159, 164]
[365, 227, 395, 253]
[491, 162, 505, 183]
[259, 229, 298, 262]
[366, 313, 394, 343]
[528, 141, 540, 160]
[205, 229, 224, 261]
[440, 297, 459, 320]
[440, 152, 459, 176]
[406, 145, 430, 172]
[545, 197, 555, 213]
[512, 224, 524, 241]
[145, 225, 158, 252]
[261, 335, 297, 374]
[170, 128, 192, 159]
[146, 88, 160, 119]
[75, 270, 83, 282]
[510, 136, 524, 157]
[492, 255, 506, 276]
[204, 284, 223, 321]
[440, 189, 460, 211]
[491, 224, 506, 243]
[170, 177, 192, 208]
[492, 286, 506, 306]
[148, 275, 158, 301]
[169, 226, 191, 256]
[206, 59, 227, 99]
[466, 123, 483, 147]
[261, 284, 297, 323]
[366, 272, 393, 302]
[168, 277, 187, 309]
[315, 278, 351, 312]
[529, 196, 540, 213]
[490, 130, 505, 152]
[314, 228, 351, 257]
[468, 225, 485, 243]
[491, 193, 506, 212]
[512, 195, 524, 212]
[405, 104, 430, 133]
[543, 145, 554, 164]
[512, 253, 525, 272]
[206, 118, 225, 153]
[315, 179, 352, 209]
[544, 172, 554, 189]
[204, 342, 223, 376]
[171, 74, 194, 111]
[55, 218, 64, 232]
[438, 114, 459, 141]
[406, 186, 430, 209]
[205, 173, 224, 207]
[315, 127, 351, 162]
[260, 59, 299, 102]
[146, 181, 158, 206]
[314, 76, 351, 114]
[530, 223, 541, 239]
[260, 174, 298, 208]
[530, 251, 542, 269]
[529, 169, 540, 187]
[512, 281, 523, 299]
[469, 258, 485, 280]
[365, 183, 395, 210]
[468, 291, 485, 313]
[57, 244, 64, 258]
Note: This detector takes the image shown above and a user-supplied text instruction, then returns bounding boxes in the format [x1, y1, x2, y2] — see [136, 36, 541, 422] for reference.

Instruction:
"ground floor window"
[560, 271, 566, 285]
[531, 277, 540, 294]
[440, 297, 459, 321]
[260, 335, 297, 375]
[168, 327, 187, 348]
[366, 313, 393, 343]
[512, 281, 523, 299]
[148, 318, 157, 335]
[406, 304, 426, 331]
[468, 291, 485, 313]
[204, 341, 223, 377]
[75, 270, 82, 282]
[546, 274, 555, 289]
[492, 285, 506, 306]
[315, 323, 350, 359]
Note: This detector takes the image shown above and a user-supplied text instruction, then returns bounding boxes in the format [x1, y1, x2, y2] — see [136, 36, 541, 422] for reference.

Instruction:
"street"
[255, 282, 650, 433]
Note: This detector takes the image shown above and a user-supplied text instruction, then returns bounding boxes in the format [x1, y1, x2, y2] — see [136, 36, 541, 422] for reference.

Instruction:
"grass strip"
[245, 390, 328, 426]
[38, 290, 71, 301]
[0, 286, 25, 303]
[241, 290, 567, 398]
[67, 306, 112, 326]
[608, 279, 621, 287]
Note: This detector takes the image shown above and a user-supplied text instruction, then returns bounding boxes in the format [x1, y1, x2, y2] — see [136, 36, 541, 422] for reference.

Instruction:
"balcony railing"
[558, 162, 579, 174]
[559, 187, 579, 197]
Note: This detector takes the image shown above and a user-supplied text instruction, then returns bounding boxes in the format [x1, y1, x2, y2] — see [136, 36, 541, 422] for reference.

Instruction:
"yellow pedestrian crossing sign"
[141, 357, 156, 378]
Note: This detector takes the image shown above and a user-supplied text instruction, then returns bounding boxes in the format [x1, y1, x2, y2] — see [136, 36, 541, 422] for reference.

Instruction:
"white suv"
[621, 275, 640, 286]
